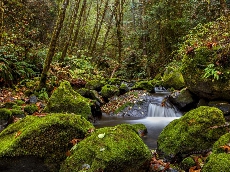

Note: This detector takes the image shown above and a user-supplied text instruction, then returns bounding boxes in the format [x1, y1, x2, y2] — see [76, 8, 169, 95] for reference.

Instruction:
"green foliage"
[203, 64, 220, 81]
[63, 55, 94, 79]
[0, 48, 37, 86]
[37, 88, 49, 101]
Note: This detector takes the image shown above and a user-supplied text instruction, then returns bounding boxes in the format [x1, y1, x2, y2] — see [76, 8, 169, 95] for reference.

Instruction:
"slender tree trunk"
[88, 0, 103, 51]
[70, 0, 87, 53]
[0, 0, 4, 46]
[131, 0, 136, 31]
[114, 0, 124, 63]
[38, 0, 69, 89]
[100, 5, 116, 54]
[90, 0, 110, 54]
[60, 0, 80, 62]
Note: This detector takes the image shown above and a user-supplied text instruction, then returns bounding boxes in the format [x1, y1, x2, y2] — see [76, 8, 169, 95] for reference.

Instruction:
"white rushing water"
[147, 103, 182, 117]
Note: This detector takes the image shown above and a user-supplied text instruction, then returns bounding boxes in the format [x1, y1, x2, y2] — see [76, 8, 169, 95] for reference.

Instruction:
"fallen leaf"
[15, 131, 22, 138]
[66, 150, 71, 156]
[220, 145, 230, 153]
[98, 133, 105, 138]
[70, 138, 82, 145]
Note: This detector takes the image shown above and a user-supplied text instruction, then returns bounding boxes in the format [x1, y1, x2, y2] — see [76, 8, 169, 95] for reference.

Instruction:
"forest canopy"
[0, 0, 230, 88]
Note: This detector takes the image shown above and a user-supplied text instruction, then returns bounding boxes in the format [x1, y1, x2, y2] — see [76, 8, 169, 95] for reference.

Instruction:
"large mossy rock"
[0, 113, 94, 171]
[162, 66, 185, 90]
[131, 80, 155, 93]
[44, 81, 91, 119]
[168, 88, 196, 111]
[85, 80, 105, 91]
[179, 16, 230, 100]
[101, 84, 119, 100]
[202, 133, 230, 172]
[60, 124, 151, 172]
[157, 106, 227, 157]
[181, 47, 230, 100]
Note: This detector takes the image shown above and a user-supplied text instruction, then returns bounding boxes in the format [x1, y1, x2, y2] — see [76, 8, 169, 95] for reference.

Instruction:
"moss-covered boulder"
[101, 84, 119, 100]
[131, 80, 155, 93]
[182, 46, 230, 100]
[157, 106, 227, 157]
[60, 124, 151, 172]
[168, 88, 196, 111]
[179, 17, 230, 100]
[202, 132, 230, 171]
[85, 80, 105, 91]
[0, 113, 94, 171]
[162, 66, 185, 90]
[44, 81, 91, 119]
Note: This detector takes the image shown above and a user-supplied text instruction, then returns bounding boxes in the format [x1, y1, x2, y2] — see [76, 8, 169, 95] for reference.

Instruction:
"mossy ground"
[0, 113, 94, 170]
[157, 106, 227, 156]
[60, 124, 151, 172]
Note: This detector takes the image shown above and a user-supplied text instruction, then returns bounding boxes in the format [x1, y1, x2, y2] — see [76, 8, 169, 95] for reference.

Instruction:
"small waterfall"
[147, 103, 182, 117]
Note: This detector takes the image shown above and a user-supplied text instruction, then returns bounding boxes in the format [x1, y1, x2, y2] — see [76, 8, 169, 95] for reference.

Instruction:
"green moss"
[108, 78, 122, 85]
[15, 100, 25, 106]
[114, 102, 134, 114]
[181, 157, 196, 170]
[162, 66, 185, 90]
[10, 109, 24, 117]
[12, 105, 22, 110]
[202, 153, 230, 172]
[0, 108, 12, 120]
[85, 80, 104, 91]
[44, 81, 91, 119]
[101, 84, 119, 99]
[60, 124, 151, 172]
[212, 133, 230, 154]
[76, 88, 90, 97]
[157, 106, 226, 156]
[0, 113, 94, 170]
[119, 83, 129, 94]
[24, 104, 38, 115]
[4, 102, 16, 109]
[131, 80, 155, 93]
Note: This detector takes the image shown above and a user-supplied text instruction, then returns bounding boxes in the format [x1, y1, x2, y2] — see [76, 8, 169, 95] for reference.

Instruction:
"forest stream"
[95, 89, 182, 149]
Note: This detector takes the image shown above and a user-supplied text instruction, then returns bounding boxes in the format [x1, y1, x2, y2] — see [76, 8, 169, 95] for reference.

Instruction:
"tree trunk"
[90, 0, 110, 54]
[70, 0, 87, 53]
[60, 0, 80, 62]
[0, 0, 4, 46]
[88, 0, 103, 51]
[114, 0, 124, 63]
[100, 5, 116, 54]
[38, 0, 69, 89]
